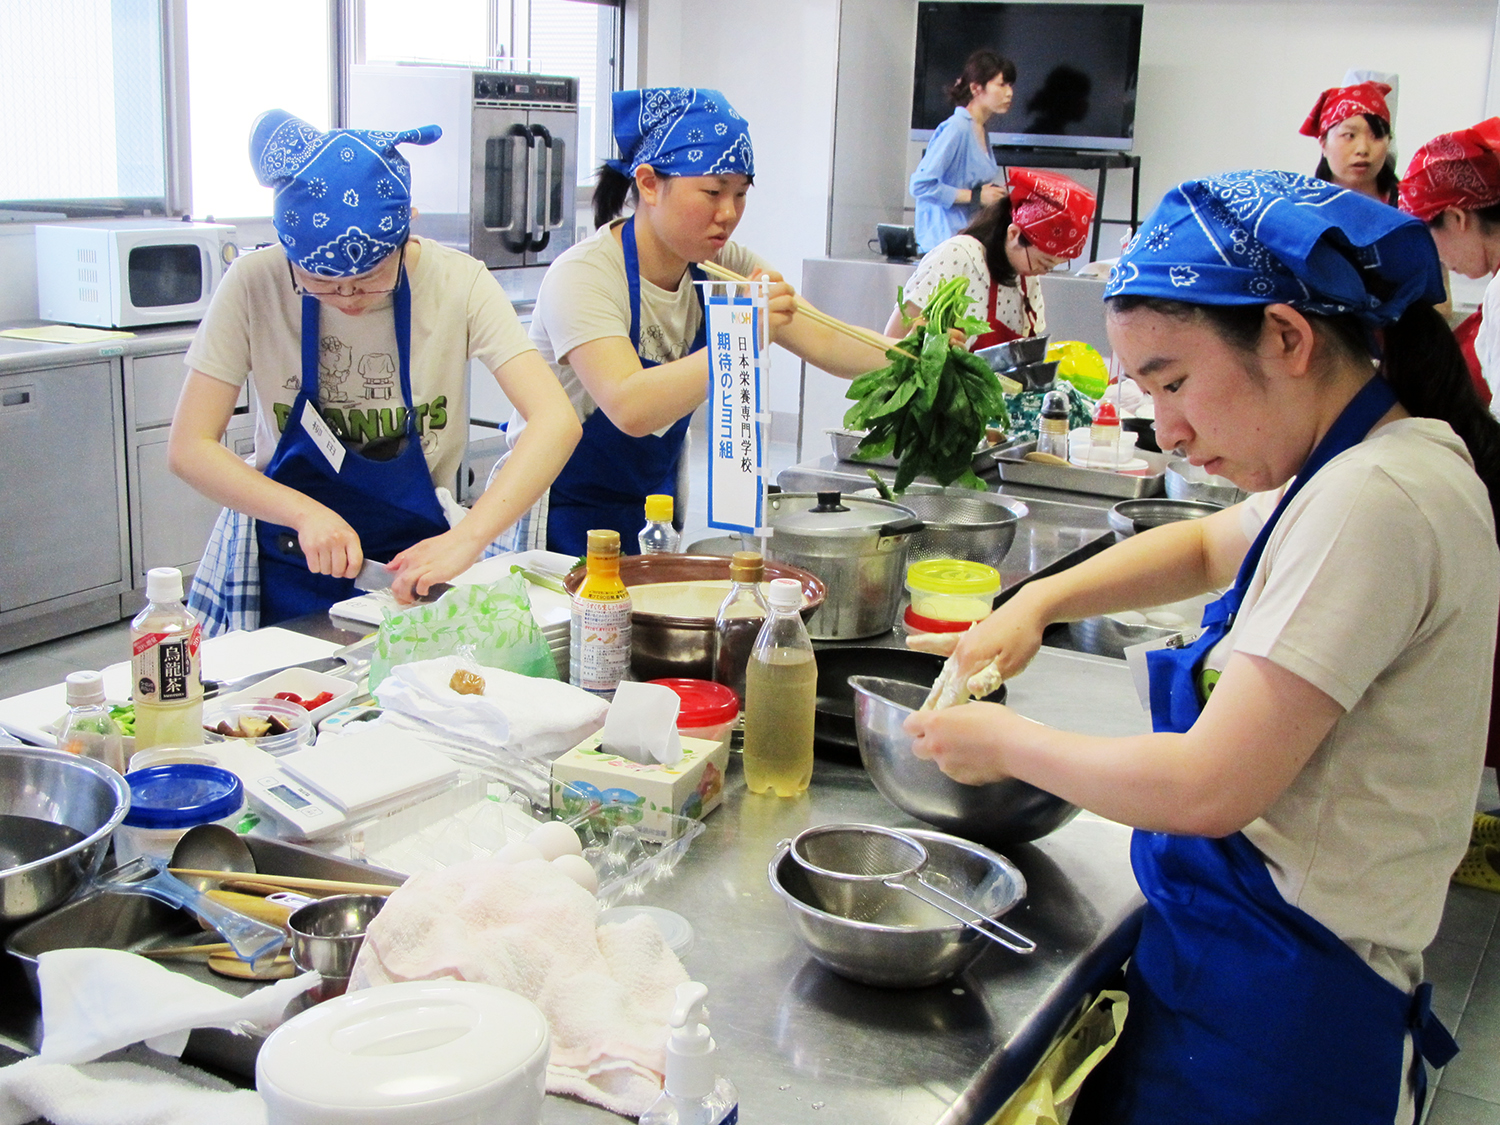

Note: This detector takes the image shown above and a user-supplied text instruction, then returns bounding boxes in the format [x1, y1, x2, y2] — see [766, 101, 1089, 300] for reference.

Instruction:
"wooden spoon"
[207, 952, 297, 981]
[1023, 451, 1071, 466]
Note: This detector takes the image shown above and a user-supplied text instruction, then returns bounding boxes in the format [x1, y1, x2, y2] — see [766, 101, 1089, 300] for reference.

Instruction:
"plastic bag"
[986, 990, 1128, 1125]
[369, 575, 557, 691]
[1003, 378, 1096, 442]
[1047, 341, 1110, 399]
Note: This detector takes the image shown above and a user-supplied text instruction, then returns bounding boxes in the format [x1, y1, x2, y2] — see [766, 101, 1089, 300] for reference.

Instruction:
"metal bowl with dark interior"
[850, 676, 1077, 846]
[975, 335, 1049, 371]
[1107, 498, 1223, 541]
[564, 554, 826, 682]
[0, 745, 131, 925]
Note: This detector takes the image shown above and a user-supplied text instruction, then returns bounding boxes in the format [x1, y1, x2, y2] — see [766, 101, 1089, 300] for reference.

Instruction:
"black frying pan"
[813, 646, 1006, 767]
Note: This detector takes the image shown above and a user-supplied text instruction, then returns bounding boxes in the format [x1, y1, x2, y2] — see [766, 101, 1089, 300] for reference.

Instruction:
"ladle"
[169, 823, 257, 892]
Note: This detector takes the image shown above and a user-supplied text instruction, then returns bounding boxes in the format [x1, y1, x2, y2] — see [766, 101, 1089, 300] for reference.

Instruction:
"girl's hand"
[909, 590, 1049, 683]
[979, 183, 1005, 207]
[749, 268, 797, 343]
[293, 508, 363, 579]
[904, 700, 1027, 785]
[387, 530, 480, 604]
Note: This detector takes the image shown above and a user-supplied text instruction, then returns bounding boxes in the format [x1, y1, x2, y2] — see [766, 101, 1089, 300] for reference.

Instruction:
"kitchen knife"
[273, 532, 452, 602]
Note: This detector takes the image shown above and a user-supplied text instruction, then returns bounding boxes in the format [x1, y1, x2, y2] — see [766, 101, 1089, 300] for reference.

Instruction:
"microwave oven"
[35, 219, 238, 328]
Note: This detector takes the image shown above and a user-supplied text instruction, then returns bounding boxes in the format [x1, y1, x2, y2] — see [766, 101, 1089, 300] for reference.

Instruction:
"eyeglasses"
[288, 243, 406, 298]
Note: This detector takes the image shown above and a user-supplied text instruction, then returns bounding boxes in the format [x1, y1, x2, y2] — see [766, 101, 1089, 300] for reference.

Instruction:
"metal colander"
[898, 493, 1023, 567]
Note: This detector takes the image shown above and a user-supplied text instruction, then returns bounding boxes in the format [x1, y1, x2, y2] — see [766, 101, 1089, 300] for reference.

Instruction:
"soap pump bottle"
[639, 982, 738, 1125]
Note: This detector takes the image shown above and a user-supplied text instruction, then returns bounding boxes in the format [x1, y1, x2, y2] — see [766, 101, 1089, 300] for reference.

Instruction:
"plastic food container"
[214, 668, 358, 729]
[905, 560, 1002, 633]
[647, 678, 739, 756]
[201, 699, 313, 756]
[114, 763, 246, 864]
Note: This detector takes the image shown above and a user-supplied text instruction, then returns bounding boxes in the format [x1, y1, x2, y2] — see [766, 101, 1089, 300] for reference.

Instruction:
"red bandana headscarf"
[1299, 82, 1392, 139]
[1009, 169, 1096, 259]
[1399, 118, 1500, 221]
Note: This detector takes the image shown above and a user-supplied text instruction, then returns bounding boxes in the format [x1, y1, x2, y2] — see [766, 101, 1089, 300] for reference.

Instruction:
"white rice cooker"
[256, 980, 551, 1124]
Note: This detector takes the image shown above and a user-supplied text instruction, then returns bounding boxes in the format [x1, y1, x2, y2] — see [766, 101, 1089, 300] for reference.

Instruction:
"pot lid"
[769, 491, 916, 536]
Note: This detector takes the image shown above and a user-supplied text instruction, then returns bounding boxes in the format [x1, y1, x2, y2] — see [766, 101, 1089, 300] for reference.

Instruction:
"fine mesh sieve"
[897, 494, 1022, 568]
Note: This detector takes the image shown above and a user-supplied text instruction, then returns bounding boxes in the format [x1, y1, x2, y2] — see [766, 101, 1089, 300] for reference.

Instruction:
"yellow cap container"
[905, 559, 1002, 625]
[644, 494, 674, 522]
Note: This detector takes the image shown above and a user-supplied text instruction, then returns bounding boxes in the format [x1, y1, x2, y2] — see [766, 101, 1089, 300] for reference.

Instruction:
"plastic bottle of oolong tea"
[570, 529, 633, 698]
[131, 567, 204, 750]
[742, 578, 816, 796]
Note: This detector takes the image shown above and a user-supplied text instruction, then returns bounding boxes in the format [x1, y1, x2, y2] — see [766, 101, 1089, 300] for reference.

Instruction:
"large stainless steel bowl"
[0, 745, 131, 925]
[1165, 460, 1249, 506]
[898, 492, 1028, 568]
[975, 335, 1049, 371]
[768, 827, 1026, 987]
[850, 676, 1078, 846]
[1108, 498, 1223, 541]
[1068, 614, 1181, 659]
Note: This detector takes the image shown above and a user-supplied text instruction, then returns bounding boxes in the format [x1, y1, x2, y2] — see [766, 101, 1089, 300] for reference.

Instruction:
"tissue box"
[549, 733, 729, 841]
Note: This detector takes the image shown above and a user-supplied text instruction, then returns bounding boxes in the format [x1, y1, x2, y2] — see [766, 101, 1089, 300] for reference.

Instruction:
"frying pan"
[813, 646, 1006, 766]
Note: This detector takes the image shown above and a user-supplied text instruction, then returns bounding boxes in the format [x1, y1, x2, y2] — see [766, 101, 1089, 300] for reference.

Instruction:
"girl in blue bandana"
[905, 171, 1500, 1124]
[507, 88, 899, 555]
[169, 110, 581, 630]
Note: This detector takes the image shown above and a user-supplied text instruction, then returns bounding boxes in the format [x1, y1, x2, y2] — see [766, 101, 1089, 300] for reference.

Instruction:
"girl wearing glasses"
[168, 109, 580, 631]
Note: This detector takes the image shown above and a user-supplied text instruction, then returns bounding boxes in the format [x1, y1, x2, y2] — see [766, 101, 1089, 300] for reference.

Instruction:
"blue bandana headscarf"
[1105, 170, 1445, 328]
[250, 109, 441, 278]
[605, 88, 754, 179]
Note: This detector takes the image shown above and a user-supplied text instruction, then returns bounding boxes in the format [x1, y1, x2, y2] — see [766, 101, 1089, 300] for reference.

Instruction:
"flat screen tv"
[912, 2, 1143, 152]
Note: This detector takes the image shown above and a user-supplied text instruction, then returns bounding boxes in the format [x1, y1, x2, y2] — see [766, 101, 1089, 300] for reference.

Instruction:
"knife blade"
[273, 532, 452, 602]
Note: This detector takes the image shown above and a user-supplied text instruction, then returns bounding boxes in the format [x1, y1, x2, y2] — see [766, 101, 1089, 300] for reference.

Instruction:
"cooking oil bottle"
[570, 529, 633, 698]
[742, 578, 816, 796]
[713, 551, 769, 710]
[131, 567, 204, 750]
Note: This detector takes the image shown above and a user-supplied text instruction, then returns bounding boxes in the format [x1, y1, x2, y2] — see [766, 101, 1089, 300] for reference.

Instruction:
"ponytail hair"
[947, 50, 1017, 107]
[962, 196, 1020, 288]
[1105, 295, 1500, 536]
[593, 164, 637, 229]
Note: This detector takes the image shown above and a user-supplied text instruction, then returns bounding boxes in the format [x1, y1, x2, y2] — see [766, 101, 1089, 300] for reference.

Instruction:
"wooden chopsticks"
[169, 868, 401, 897]
[696, 260, 919, 361]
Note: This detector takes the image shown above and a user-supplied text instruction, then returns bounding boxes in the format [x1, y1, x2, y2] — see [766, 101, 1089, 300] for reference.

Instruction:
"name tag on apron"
[1124, 628, 1203, 711]
[301, 400, 346, 473]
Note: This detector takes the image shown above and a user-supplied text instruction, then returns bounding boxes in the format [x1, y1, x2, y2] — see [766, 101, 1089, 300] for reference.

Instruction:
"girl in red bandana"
[883, 169, 1096, 349]
[1301, 82, 1399, 205]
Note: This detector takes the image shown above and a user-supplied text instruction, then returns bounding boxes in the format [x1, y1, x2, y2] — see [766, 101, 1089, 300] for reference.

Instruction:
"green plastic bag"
[368, 575, 557, 691]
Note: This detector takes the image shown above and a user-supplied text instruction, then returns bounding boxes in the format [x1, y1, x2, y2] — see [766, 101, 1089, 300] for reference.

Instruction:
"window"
[0, 0, 167, 216]
[363, 0, 491, 68]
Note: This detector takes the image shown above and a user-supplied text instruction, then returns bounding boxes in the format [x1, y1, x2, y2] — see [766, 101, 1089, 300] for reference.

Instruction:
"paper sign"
[301, 400, 346, 473]
[1123, 628, 1203, 712]
[703, 283, 766, 535]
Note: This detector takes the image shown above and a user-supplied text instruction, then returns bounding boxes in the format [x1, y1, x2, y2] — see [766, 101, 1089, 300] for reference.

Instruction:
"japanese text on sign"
[703, 283, 766, 535]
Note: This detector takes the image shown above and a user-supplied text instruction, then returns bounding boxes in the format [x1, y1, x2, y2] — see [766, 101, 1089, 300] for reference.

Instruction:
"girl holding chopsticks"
[496, 87, 896, 555]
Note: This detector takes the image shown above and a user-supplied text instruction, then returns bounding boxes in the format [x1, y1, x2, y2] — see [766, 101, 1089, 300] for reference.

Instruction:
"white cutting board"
[0, 627, 342, 748]
[327, 550, 574, 629]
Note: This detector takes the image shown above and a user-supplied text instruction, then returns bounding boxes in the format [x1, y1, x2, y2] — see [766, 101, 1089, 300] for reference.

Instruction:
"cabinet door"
[0, 362, 126, 611]
[133, 415, 255, 579]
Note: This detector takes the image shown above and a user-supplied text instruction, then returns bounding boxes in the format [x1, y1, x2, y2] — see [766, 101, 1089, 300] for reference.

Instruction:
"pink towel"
[348, 857, 686, 1117]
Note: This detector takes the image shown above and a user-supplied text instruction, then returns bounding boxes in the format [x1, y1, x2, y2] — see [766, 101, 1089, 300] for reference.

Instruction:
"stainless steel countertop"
[0, 321, 199, 374]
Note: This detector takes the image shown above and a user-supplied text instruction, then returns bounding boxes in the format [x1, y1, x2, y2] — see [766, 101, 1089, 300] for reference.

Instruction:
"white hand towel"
[0, 1051, 265, 1125]
[348, 857, 686, 1117]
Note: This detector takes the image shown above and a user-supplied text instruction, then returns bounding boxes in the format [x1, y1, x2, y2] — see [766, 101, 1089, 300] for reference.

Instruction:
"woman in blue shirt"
[910, 50, 1016, 253]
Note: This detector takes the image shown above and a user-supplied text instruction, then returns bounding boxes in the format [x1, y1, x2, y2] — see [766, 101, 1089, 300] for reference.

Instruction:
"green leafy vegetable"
[108, 703, 135, 737]
[842, 277, 1009, 492]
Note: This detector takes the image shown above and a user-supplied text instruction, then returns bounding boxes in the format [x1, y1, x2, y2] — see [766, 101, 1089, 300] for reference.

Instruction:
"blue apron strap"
[622, 216, 709, 358]
[300, 293, 321, 401]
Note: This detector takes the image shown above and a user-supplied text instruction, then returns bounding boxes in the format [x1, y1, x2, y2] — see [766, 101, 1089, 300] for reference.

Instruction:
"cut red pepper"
[304, 691, 335, 709]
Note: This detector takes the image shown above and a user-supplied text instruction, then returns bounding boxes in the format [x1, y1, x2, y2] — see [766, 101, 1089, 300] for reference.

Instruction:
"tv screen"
[912, 2, 1143, 152]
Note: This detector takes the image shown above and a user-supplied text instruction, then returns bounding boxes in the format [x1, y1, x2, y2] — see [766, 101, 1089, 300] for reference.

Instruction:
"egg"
[494, 840, 544, 865]
[552, 853, 599, 894]
[526, 820, 584, 861]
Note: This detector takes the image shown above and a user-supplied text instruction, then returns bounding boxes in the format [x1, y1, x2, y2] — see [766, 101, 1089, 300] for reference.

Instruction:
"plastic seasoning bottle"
[639, 982, 739, 1125]
[713, 552, 770, 710]
[742, 578, 816, 797]
[1036, 389, 1071, 460]
[1090, 398, 1122, 462]
[58, 670, 125, 774]
[570, 529, 633, 698]
[638, 494, 681, 555]
[131, 567, 204, 751]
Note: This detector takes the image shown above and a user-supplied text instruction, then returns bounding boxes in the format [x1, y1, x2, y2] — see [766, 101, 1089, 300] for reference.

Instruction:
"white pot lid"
[257, 980, 549, 1120]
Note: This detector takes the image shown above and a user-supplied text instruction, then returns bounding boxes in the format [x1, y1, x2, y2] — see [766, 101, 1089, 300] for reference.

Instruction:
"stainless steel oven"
[350, 65, 579, 271]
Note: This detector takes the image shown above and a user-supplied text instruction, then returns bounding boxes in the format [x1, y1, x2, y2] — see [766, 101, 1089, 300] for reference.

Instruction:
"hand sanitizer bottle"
[639, 982, 738, 1125]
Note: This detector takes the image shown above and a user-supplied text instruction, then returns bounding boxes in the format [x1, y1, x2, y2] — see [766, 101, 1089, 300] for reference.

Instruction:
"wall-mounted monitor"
[912, 2, 1144, 152]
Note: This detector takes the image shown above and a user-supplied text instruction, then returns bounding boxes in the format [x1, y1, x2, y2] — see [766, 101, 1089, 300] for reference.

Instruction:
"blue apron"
[545, 217, 706, 556]
[255, 271, 449, 627]
[1073, 376, 1459, 1125]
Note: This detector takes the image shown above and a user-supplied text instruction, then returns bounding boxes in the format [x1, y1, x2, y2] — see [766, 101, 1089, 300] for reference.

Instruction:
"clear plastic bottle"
[570, 529, 633, 698]
[742, 578, 816, 797]
[638, 982, 739, 1125]
[638, 494, 681, 555]
[713, 552, 769, 710]
[131, 567, 204, 751]
[1036, 389, 1071, 460]
[58, 670, 125, 774]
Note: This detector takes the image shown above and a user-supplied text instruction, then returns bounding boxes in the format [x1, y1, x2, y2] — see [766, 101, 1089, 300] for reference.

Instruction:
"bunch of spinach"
[842, 277, 1010, 492]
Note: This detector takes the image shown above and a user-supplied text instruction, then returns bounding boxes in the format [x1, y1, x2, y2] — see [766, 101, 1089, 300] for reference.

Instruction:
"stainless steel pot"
[763, 491, 921, 640]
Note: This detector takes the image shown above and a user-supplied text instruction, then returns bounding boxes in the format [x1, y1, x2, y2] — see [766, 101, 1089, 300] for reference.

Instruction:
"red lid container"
[903, 605, 975, 634]
[647, 678, 740, 728]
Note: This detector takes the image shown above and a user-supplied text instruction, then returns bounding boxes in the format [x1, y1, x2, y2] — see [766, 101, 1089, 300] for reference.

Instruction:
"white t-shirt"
[186, 237, 534, 491]
[1475, 270, 1500, 419]
[898, 234, 1046, 342]
[1204, 418, 1498, 992]
[520, 220, 770, 438]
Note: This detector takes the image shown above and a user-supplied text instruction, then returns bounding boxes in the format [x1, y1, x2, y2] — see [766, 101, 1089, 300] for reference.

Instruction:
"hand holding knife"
[274, 532, 453, 603]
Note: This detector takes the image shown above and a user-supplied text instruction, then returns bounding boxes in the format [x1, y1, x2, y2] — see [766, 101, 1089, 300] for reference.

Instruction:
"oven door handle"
[484, 123, 531, 253]
[526, 124, 554, 253]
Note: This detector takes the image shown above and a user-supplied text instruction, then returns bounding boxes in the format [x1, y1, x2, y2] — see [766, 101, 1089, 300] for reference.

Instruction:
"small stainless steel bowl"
[288, 894, 386, 979]
[1165, 460, 1249, 507]
[768, 828, 1026, 988]
[1108, 498, 1223, 541]
[850, 677, 1078, 846]
[975, 335, 1050, 371]
[0, 745, 131, 924]
[898, 492, 1028, 568]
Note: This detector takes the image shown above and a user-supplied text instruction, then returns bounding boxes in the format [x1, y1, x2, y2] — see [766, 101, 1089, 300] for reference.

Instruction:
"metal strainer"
[788, 824, 1035, 954]
[898, 493, 1024, 567]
